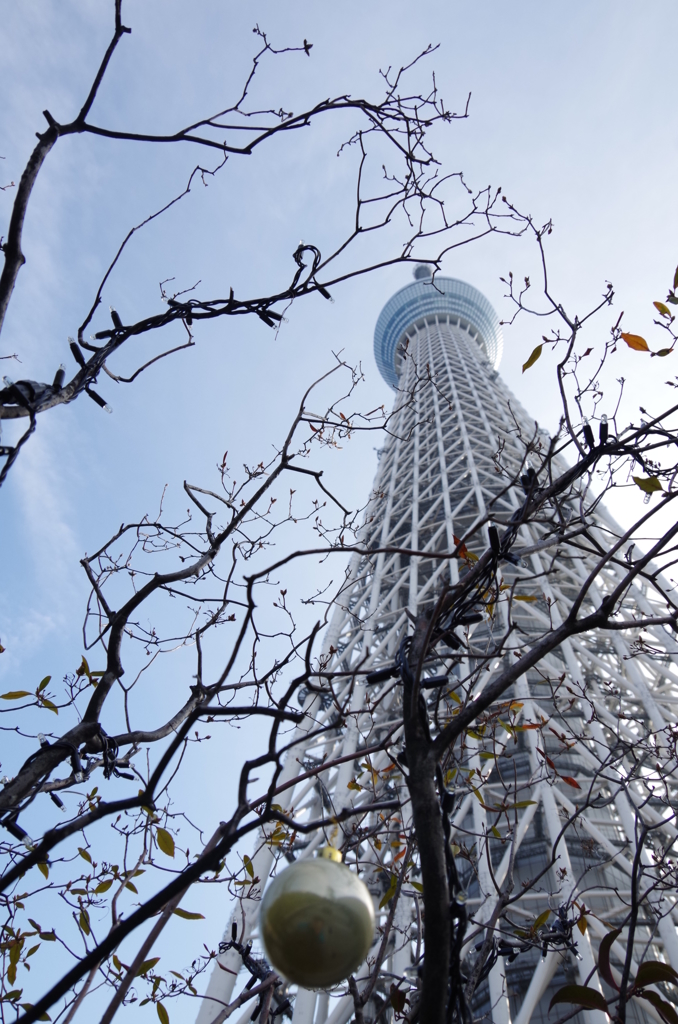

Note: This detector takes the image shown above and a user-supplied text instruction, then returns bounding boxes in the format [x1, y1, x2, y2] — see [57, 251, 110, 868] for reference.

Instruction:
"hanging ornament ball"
[259, 847, 375, 988]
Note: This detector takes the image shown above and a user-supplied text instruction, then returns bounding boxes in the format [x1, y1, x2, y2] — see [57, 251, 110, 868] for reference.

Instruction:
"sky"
[1, 1, 678, 1019]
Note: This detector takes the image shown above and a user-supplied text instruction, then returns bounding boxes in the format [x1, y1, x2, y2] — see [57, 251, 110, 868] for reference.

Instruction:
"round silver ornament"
[259, 848, 375, 988]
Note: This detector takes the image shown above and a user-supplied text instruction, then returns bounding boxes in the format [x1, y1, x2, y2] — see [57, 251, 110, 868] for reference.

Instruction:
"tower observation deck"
[197, 273, 678, 1024]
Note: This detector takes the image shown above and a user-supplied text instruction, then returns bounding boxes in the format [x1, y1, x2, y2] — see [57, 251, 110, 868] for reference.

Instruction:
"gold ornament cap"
[319, 846, 342, 862]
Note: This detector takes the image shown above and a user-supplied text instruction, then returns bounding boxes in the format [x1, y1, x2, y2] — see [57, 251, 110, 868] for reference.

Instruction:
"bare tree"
[3, 7, 678, 1024]
[0, 0, 517, 485]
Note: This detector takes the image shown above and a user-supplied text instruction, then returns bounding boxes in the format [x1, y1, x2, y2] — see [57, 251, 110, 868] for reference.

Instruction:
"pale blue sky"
[1, 1, 677, 1017]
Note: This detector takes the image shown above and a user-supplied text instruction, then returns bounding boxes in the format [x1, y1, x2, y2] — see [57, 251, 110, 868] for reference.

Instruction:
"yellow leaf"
[577, 914, 588, 935]
[621, 332, 649, 352]
[654, 301, 671, 317]
[78, 847, 92, 864]
[632, 476, 663, 495]
[79, 910, 90, 935]
[244, 855, 254, 878]
[38, 862, 49, 879]
[1, 691, 31, 700]
[411, 881, 423, 893]
[94, 879, 113, 894]
[514, 594, 538, 602]
[522, 344, 543, 373]
[172, 908, 205, 920]
[156, 828, 175, 858]
[450, 843, 460, 855]
[347, 779, 362, 791]
[533, 909, 551, 931]
[465, 551, 479, 562]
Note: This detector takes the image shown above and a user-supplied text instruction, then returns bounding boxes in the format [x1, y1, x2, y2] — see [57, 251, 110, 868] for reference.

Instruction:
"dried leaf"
[598, 928, 622, 990]
[522, 344, 543, 373]
[390, 985, 407, 1013]
[621, 332, 650, 352]
[577, 914, 588, 935]
[549, 985, 607, 1013]
[156, 828, 175, 858]
[560, 775, 581, 789]
[635, 960, 678, 989]
[637, 989, 678, 1024]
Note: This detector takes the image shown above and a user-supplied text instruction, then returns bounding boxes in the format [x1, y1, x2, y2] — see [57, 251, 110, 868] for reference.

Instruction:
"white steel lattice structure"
[197, 272, 678, 1024]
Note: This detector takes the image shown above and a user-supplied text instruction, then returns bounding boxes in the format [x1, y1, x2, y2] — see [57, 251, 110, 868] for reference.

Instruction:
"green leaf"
[654, 301, 671, 317]
[479, 751, 495, 760]
[533, 909, 551, 931]
[621, 332, 650, 352]
[411, 881, 423, 893]
[243, 855, 254, 878]
[135, 957, 160, 977]
[125, 881, 138, 894]
[522, 344, 543, 373]
[597, 929, 621, 990]
[656, 348, 673, 357]
[636, 989, 678, 1024]
[20, 1007, 50, 1022]
[633, 475, 663, 495]
[172, 908, 205, 920]
[635, 960, 678, 989]
[156, 828, 175, 858]
[40, 698, 58, 715]
[549, 985, 607, 1013]
[506, 800, 537, 809]
[0, 691, 31, 700]
[674, 265, 678, 291]
[79, 910, 90, 936]
[379, 874, 398, 909]
[78, 847, 92, 864]
[37, 676, 51, 693]
[157, 1003, 170, 1024]
[37, 862, 49, 880]
[94, 879, 113, 894]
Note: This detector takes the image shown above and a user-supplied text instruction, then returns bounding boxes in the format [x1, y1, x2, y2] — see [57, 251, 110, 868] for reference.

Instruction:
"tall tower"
[198, 272, 678, 1024]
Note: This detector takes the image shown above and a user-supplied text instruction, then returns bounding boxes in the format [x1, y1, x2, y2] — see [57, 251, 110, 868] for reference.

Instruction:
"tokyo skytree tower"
[197, 270, 678, 1024]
